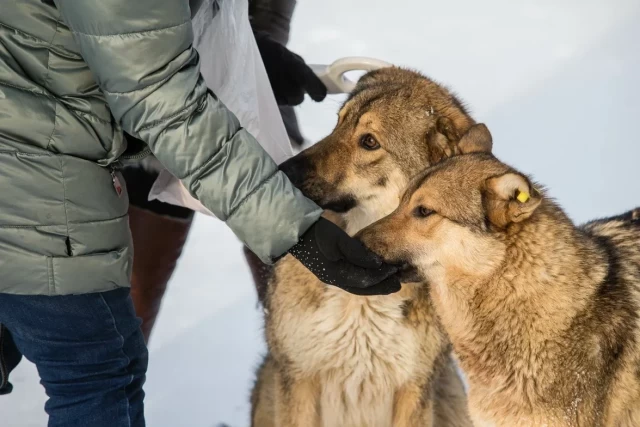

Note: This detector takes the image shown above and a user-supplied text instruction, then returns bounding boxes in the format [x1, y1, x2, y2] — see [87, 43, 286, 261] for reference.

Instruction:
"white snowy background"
[3, 0, 640, 425]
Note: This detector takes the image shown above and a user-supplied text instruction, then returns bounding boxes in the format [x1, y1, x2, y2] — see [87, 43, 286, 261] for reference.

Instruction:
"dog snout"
[279, 152, 357, 212]
[279, 154, 311, 189]
[357, 225, 389, 258]
[357, 219, 407, 265]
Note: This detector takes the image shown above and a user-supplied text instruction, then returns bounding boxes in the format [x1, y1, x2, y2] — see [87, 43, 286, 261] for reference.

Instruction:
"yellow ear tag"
[516, 190, 530, 203]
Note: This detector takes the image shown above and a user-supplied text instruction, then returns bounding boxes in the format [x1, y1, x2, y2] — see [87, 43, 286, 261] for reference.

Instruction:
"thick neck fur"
[433, 199, 630, 425]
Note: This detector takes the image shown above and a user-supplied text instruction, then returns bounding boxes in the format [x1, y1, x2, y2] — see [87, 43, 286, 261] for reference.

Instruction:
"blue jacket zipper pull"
[110, 166, 123, 197]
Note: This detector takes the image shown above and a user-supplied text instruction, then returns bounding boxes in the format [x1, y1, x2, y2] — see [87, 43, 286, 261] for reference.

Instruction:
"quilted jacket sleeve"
[53, 0, 322, 263]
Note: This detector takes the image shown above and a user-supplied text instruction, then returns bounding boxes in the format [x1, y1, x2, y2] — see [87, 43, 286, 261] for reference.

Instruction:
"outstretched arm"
[54, 0, 322, 263]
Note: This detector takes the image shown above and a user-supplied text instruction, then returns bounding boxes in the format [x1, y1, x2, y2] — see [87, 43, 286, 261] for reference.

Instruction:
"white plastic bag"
[148, 0, 291, 217]
[147, 0, 392, 218]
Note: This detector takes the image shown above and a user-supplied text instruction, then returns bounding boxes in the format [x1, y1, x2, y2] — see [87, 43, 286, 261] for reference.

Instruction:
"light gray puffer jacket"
[0, 0, 321, 295]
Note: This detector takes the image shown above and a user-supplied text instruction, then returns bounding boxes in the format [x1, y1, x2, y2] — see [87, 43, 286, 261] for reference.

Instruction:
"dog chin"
[374, 256, 423, 283]
[396, 263, 423, 284]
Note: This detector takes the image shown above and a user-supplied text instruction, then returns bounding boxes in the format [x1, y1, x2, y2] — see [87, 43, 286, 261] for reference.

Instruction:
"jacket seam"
[0, 81, 112, 124]
[73, 110, 113, 125]
[102, 47, 196, 96]
[0, 80, 50, 99]
[102, 70, 171, 97]
[226, 170, 278, 221]
[71, 21, 189, 38]
[175, 124, 242, 180]
[57, 157, 71, 252]
[44, 20, 59, 151]
[137, 95, 202, 132]
[0, 22, 86, 61]
[0, 22, 51, 44]
[45, 103, 58, 150]
[0, 214, 128, 229]
[0, 150, 51, 158]
[43, 19, 60, 87]
[69, 214, 128, 226]
[47, 257, 54, 296]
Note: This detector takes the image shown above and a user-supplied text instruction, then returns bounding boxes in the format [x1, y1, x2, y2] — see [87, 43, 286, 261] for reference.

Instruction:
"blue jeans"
[0, 288, 148, 427]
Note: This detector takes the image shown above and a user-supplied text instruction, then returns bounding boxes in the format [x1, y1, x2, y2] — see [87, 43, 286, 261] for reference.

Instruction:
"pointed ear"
[458, 123, 493, 154]
[425, 117, 460, 163]
[483, 172, 541, 228]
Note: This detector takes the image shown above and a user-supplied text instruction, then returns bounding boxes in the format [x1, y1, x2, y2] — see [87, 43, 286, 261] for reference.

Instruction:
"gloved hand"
[254, 32, 327, 106]
[288, 218, 401, 296]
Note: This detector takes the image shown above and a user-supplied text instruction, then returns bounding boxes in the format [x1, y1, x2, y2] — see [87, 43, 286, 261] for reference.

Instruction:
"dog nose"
[279, 154, 310, 188]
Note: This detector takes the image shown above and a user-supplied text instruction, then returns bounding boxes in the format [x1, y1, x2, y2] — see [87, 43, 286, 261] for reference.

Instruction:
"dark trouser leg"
[122, 166, 194, 343]
[128, 205, 193, 342]
[0, 324, 22, 395]
[0, 288, 148, 427]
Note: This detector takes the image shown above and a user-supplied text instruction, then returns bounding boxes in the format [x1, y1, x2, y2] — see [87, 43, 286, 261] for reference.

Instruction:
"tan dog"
[358, 149, 640, 426]
[251, 68, 481, 427]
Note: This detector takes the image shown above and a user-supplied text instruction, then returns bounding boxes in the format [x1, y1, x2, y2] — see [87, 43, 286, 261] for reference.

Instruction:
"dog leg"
[393, 382, 434, 427]
[433, 357, 473, 427]
[274, 372, 319, 427]
[251, 356, 276, 427]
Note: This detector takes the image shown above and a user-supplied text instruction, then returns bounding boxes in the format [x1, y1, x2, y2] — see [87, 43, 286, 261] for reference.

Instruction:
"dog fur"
[358, 149, 640, 426]
[250, 67, 479, 427]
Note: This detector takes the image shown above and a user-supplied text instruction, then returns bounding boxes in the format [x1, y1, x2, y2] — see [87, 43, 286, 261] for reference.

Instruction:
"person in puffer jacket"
[124, 0, 318, 344]
[0, 1, 400, 425]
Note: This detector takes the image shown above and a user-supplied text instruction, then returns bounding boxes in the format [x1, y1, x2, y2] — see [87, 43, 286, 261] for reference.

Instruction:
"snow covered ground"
[3, 0, 640, 425]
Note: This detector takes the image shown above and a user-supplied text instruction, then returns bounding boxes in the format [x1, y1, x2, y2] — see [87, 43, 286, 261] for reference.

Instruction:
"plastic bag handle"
[309, 57, 392, 94]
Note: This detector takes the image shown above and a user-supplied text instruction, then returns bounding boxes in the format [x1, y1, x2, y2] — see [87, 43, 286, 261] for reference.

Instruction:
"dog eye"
[360, 134, 380, 150]
[414, 206, 434, 218]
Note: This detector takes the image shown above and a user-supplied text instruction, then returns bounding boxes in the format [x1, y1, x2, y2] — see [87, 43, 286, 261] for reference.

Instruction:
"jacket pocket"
[48, 247, 132, 295]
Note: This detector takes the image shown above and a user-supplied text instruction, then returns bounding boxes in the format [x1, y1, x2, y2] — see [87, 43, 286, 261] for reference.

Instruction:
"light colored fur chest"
[267, 259, 441, 427]
[288, 287, 421, 379]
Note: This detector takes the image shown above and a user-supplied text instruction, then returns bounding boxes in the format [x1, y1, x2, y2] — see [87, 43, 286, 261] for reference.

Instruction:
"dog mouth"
[320, 195, 357, 213]
[393, 261, 422, 283]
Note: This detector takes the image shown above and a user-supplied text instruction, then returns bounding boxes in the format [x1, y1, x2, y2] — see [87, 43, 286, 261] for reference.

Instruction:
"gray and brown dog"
[359, 148, 640, 426]
[251, 68, 482, 427]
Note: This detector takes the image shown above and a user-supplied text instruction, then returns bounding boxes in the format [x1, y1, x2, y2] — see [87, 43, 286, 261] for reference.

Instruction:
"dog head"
[280, 67, 484, 234]
[357, 149, 543, 286]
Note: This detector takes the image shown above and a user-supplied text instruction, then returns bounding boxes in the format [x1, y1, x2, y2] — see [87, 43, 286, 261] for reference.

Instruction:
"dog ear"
[458, 123, 493, 154]
[435, 116, 461, 142]
[483, 172, 541, 228]
[425, 117, 460, 163]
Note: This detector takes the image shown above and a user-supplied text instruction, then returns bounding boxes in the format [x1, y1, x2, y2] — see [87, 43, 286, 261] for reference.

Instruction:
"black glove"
[288, 218, 401, 296]
[254, 32, 327, 106]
